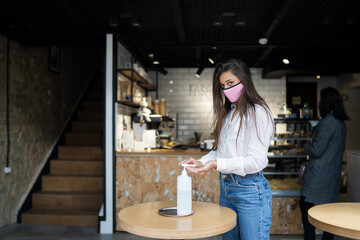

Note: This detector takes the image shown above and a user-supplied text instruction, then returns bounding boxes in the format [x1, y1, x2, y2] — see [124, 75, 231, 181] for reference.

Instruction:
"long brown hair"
[212, 58, 272, 150]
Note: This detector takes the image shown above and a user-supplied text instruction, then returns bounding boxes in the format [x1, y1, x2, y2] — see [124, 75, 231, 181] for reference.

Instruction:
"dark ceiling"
[1, 0, 360, 78]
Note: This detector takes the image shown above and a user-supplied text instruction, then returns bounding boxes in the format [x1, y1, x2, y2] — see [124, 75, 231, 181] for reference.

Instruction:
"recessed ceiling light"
[282, 58, 290, 64]
[259, 37, 268, 45]
[153, 61, 160, 65]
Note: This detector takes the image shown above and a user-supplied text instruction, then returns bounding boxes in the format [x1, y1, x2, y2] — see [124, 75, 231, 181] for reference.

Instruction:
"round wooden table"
[118, 201, 237, 239]
[308, 202, 360, 239]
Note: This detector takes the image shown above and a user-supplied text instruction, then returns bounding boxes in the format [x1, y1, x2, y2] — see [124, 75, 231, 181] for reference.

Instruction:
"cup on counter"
[204, 139, 215, 150]
[159, 133, 170, 148]
[160, 139, 169, 147]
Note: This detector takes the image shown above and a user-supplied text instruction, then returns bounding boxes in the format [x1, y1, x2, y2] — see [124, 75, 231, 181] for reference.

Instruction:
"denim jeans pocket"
[233, 176, 257, 188]
[263, 180, 272, 208]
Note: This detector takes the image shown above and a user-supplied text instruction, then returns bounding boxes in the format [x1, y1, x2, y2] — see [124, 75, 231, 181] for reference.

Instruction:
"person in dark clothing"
[300, 87, 349, 240]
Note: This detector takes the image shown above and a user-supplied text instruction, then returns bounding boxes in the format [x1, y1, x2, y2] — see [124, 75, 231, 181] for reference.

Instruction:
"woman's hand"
[189, 160, 217, 175]
[179, 158, 217, 175]
[178, 157, 203, 169]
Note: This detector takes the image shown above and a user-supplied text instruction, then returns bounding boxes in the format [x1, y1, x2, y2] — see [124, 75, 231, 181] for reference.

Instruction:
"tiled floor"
[0, 224, 355, 240]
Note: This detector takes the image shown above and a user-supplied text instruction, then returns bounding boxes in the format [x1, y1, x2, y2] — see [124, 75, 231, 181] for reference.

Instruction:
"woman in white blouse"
[180, 59, 274, 240]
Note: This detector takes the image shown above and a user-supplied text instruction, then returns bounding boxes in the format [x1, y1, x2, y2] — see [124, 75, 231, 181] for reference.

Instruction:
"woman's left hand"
[187, 160, 217, 175]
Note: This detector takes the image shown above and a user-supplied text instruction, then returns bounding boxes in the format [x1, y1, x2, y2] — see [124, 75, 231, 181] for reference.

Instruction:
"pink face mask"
[222, 82, 243, 103]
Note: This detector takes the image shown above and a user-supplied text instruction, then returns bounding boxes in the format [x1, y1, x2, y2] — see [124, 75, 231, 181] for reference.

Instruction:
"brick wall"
[149, 68, 286, 144]
[0, 34, 103, 226]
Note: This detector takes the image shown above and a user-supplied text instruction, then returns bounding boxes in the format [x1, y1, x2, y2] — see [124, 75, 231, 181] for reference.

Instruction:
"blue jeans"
[219, 172, 272, 240]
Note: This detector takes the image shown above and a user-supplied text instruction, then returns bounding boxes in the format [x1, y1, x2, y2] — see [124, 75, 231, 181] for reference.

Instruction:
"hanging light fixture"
[131, 15, 141, 27]
[347, 11, 358, 24]
[152, 54, 160, 65]
[195, 66, 204, 78]
[208, 52, 222, 64]
[213, 13, 223, 26]
[235, 12, 246, 26]
[108, 15, 119, 27]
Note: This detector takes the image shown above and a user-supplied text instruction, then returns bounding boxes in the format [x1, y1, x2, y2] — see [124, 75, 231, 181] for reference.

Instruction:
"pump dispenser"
[177, 165, 192, 216]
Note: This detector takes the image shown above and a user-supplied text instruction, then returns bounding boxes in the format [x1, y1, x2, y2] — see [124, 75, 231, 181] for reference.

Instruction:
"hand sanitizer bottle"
[177, 165, 192, 216]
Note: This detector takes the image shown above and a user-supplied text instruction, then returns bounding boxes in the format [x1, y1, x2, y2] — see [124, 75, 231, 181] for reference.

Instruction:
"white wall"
[337, 74, 360, 153]
[149, 68, 286, 144]
[344, 87, 360, 151]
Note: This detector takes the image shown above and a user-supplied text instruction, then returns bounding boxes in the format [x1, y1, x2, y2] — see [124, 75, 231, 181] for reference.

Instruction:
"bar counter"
[115, 148, 303, 234]
[116, 148, 207, 156]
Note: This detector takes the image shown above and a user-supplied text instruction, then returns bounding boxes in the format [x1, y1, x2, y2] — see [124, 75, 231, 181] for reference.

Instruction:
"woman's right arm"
[178, 149, 217, 172]
[199, 149, 217, 166]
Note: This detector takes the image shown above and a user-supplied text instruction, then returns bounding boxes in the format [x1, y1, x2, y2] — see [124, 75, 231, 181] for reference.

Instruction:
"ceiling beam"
[195, 46, 201, 63]
[255, 0, 296, 66]
[263, 0, 295, 38]
[168, 0, 186, 43]
[262, 60, 360, 79]
[139, 41, 360, 48]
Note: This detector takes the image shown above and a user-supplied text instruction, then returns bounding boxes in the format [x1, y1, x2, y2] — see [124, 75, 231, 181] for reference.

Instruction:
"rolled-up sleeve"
[199, 150, 217, 165]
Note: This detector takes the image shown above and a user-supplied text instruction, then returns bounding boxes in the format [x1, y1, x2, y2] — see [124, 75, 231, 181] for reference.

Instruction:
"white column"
[100, 33, 114, 234]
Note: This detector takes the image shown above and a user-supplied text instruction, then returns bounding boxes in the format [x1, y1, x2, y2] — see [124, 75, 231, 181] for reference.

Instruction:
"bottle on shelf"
[122, 122, 134, 151]
[160, 98, 166, 116]
[154, 100, 160, 114]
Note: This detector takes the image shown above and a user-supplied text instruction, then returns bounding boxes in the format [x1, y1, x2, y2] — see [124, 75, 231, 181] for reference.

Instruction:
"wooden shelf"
[118, 68, 155, 90]
[274, 118, 319, 123]
[117, 101, 140, 108]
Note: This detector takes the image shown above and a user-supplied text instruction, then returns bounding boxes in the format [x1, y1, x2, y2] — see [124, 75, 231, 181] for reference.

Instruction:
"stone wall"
[149, 68, 286, 144]
[0, 34, 103, 226]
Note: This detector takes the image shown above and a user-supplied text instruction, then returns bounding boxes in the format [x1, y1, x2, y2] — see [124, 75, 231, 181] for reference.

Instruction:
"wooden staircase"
[22, 80, 104, 227]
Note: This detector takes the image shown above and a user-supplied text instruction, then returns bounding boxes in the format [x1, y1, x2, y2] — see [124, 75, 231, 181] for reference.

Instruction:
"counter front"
[116, 149, 303, 234]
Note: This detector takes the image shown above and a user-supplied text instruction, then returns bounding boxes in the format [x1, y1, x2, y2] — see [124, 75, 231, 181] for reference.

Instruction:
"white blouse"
[199, 104, 274, 176]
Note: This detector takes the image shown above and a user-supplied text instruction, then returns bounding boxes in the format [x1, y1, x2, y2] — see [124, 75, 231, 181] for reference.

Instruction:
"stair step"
[65, 133, 101, 146]
[86, 91, 103, 101]
[77, 111, 103, 121]
[22, 209, 99, 227]
[51, 159, 103, 175]
[82, 101, 103, 111]
[58, 146, 103, 160]
[71, 121, 103, 133]
[42, 175, 103, 192]
[32, 191, 103, 210]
